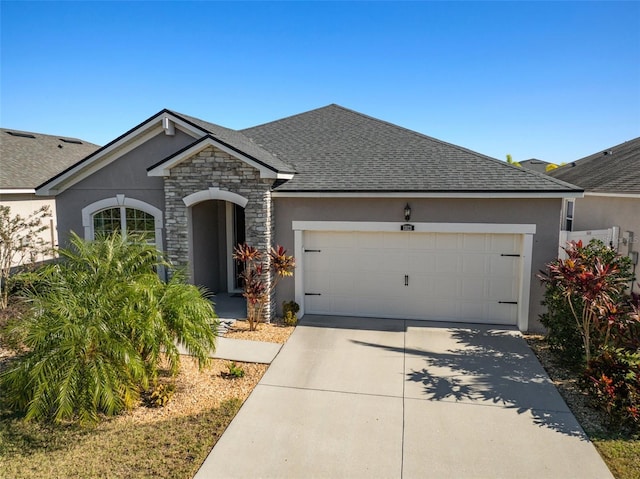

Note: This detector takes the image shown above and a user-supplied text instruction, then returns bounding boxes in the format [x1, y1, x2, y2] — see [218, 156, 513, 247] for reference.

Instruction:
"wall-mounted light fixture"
[404, 203, 411, 222]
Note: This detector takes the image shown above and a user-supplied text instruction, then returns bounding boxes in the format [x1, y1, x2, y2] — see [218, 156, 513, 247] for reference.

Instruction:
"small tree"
[233, 244, 295, 331]
[0, 205, 52, 309]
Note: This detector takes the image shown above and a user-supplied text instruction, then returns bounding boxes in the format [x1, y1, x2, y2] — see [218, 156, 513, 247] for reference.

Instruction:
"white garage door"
[303, 231, 521, 325]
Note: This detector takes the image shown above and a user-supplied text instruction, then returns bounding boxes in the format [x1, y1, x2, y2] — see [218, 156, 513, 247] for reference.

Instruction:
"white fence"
[558, 226, 620, 258]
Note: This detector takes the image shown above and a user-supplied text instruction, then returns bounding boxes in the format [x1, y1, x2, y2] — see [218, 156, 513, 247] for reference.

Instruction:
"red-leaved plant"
[233, 244, 295, 331]
[539, 240, 629, 364]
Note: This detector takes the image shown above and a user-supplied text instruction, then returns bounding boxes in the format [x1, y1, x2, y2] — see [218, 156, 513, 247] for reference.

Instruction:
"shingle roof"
[520, 159, 552, 173]
[0, 129, 100, 189]
[171, 112, 295, 173]
[548, 137, 640, 194]
[241, 104, 580, 193]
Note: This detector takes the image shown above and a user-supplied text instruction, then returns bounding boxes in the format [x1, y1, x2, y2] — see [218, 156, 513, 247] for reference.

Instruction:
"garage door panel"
[408, 233, 436, 250]
[435, 254, 462, 274]
[435, 233, 462, 249]
[304, 231, 520, 325]
[490, 234, 520, 253]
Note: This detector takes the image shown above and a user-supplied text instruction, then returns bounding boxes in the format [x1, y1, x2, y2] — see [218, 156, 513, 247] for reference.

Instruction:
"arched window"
[82, 195, 164, 250]
[93, 207, 156, 243]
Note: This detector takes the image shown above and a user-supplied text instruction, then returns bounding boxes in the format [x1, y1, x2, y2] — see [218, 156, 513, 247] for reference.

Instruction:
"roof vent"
[602, 150, 613, 156]
[6, 131, 36, 139]
[59, 138, 83, 144]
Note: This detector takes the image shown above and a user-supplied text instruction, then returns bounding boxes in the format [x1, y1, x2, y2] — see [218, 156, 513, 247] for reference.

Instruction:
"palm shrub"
[0, 232, 217, 424]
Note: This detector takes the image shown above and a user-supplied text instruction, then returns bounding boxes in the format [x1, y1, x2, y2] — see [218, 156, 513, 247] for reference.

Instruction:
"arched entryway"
[190, 200, 245, 293]
[184, 188, 248, 294]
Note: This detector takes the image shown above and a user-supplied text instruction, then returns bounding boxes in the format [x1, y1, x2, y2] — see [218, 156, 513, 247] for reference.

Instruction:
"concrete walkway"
[176, 337, 282, 364]
[195, 316, 613, 479]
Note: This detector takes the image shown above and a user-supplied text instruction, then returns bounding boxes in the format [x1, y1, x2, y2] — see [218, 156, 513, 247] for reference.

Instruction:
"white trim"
[183, 187, 248, 208]
[38, 124, 166, 195]
[293, 221, 535, 331]
[81, 196, 164, 253]
[294, 229, 305, 318]
[273, 191, 583, 199]
[36, 111, 208, 196]
[225, 203, 244, 294]
[584, 192, 640, 199]
[147, 136, 282, 179]
[0, 189, 36, 194]
[518, 234, 534, 331]
[292, 221, 536, 235]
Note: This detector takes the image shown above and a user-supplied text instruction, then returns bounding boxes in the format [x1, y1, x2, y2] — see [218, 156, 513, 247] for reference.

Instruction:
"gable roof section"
[242, 104, 581, 195]
[36, 109, 295, 195]
[1, 128, 99, 192]
[172, 112, 295, 173]
[548, 137, 640, 195]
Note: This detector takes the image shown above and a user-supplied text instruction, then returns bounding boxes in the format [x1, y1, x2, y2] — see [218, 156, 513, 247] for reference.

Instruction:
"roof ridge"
[313, 105, 582, 191]
[241, 104, 340, 131]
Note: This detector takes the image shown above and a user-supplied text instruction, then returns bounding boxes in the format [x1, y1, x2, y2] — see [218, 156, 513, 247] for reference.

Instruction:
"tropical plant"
[0, 232, 217, 424]
[584, 347, 640, 431]
[506, 154, 521, 167]
[0, 205, 52, 309]
[539, 240, 633, 364]
[233, 244, 295, 331]
[282, 300, 300, 326]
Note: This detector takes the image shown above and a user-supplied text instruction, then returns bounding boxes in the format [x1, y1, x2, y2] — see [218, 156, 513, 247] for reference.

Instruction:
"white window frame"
[81, 195, 164, 252]
[564, 199, 575, 231]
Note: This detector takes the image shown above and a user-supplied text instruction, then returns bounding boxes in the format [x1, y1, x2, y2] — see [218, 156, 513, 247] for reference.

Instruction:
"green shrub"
[225, 362, 245, 379]
[143, 382, 176, 408]
[584, 348, 640, 433]
[0, 233, 218, 425]
[282, 300, 300, 326]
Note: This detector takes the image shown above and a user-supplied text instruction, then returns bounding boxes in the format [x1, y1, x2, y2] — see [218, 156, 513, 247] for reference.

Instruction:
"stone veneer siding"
[163, 146, 276, 320]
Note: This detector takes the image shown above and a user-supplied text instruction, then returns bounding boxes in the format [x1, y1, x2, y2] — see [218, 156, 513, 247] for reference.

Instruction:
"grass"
[0, 399, 242, 479]
[592, 437, 640, 479]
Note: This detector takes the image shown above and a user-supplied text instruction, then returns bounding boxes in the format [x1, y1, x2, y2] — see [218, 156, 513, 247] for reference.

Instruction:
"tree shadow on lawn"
[352, 325, 588, 439]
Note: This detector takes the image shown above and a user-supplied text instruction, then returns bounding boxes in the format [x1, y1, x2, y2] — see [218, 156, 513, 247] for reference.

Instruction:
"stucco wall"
[574, 195, 640, 293]
[273, 197, 564, 332]
[55, 129, 195, 247]
[0, 195, 57, 266]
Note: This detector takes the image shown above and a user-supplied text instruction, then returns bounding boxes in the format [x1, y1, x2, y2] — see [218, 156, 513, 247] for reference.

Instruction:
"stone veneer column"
[163, 146, 276, 321]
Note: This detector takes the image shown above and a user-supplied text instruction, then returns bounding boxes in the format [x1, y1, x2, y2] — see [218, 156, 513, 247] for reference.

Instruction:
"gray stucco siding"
[273, 197, 563, 332]
[55, 130, 196, 247]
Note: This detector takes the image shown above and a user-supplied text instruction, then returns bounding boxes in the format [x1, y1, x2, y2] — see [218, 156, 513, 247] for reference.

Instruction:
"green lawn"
[0, 399, 241, 479]
[593, 438, 640, 479]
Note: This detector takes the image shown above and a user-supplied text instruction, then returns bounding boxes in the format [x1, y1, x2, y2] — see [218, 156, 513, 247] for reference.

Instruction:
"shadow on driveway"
[351, 323, 588, 440]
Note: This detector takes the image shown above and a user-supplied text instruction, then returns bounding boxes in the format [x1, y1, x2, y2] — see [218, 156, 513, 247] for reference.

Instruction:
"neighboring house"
[520, 158, 552, 173]
[549, 137, 640, 293]
[0, 128, 100, 264]
[36, 105, 582, 331]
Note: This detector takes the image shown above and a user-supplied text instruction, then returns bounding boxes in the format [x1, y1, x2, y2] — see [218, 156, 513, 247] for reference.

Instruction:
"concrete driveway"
[195, 316, 613, 479]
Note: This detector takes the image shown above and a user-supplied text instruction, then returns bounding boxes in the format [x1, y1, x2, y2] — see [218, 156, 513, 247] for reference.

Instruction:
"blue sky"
[1, 1, 639, 164]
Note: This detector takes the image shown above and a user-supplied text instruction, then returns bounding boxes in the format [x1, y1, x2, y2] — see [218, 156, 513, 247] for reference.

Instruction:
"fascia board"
[35, 112, 205, 196]
[584, 192, 640, 199]
[37, 125, 166, 195]
[0, 189, 36, 194]
[272, 191, 584, 199]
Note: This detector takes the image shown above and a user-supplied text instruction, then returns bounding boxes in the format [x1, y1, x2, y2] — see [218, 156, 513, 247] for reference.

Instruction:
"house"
[549, 137, 640, 293]
[520, 158, 553, 173]
[0, 128, 100, 264]
[36, 105, 582, 331]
